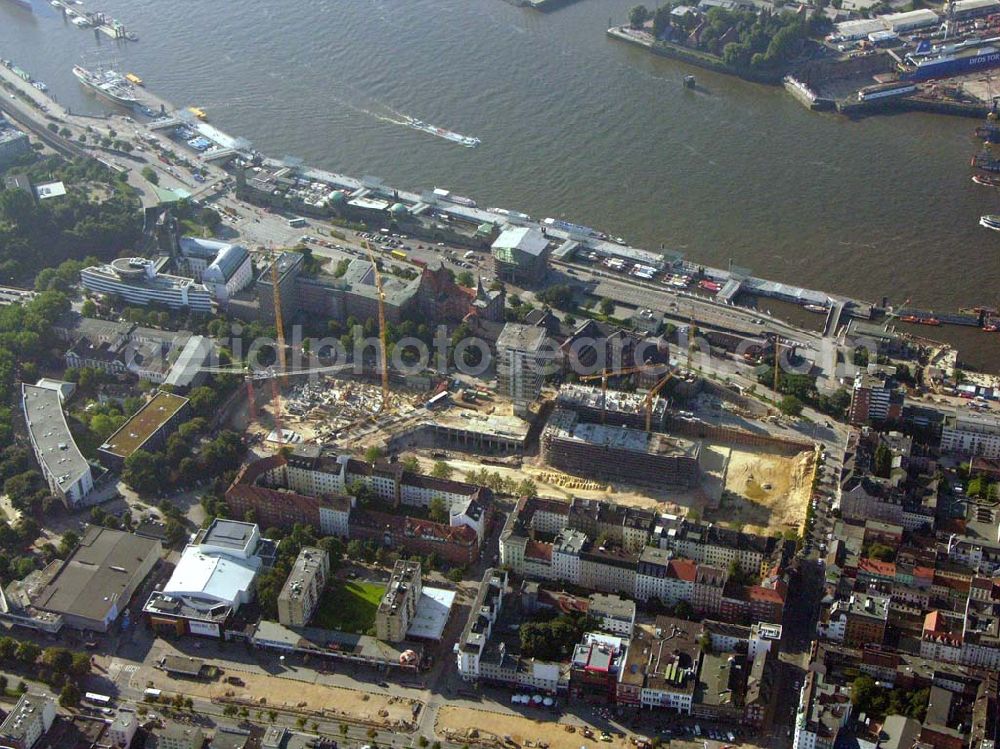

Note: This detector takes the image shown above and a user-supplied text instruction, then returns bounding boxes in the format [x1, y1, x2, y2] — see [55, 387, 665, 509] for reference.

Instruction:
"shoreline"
[1, 54, 996, 370]
[607, 25, 991, 119]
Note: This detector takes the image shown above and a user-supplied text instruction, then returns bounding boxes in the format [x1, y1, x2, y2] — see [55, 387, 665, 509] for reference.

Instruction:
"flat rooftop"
[545, 409, 699, 457]
[406, 586, 456, 641]
[100, 391, 189, 459]
[199, 519, 257, 552]
[496, 322, 550, 353]
[21, 384, 90, 491]
[251, 619, 422, 665]
[31, 525, 160, 623]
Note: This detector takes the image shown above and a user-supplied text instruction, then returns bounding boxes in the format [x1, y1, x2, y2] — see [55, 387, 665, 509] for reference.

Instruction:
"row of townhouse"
[500, 497, 789, 625]
[225, 447, 494, 565]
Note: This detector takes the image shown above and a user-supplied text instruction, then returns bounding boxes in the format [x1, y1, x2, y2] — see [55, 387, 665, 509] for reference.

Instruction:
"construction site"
[239, 248, 813, 539]
[702, 442, 815, 536]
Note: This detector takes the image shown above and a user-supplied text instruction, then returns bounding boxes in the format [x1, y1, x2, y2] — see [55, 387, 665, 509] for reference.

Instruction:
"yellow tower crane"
[644, 370, 674, 434]
[267, 247, 287, 444]
[579, 365, 651, 424]
[364, 241, 390, 413]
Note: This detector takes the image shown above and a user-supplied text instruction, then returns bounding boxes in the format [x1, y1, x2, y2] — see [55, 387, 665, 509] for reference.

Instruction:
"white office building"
[81, 257, 213, 312]
[177, 237, 253, 304]
[940, 412, 1000, 459]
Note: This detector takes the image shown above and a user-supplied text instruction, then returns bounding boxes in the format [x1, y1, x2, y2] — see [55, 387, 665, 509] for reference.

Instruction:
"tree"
[199, 207, 222, 234]
[653, 4, 673, 37]
[122, 450, 166, 494]
[364, 446, 383, 464]
[81, 299, 97, 317]
[430, 461, 453, 480]
[141, 166, 159, 185]
[673, 600, 695, 620]
[428, 496, 449, 524]
[15, 641, 40, 666]
[456, 270, 475, 288]
[516, 479, 538, 498]
[347, 539, 366, 560]
[164, 517, 187, 547]
[778, 395, 804, 417]
[599, 297, 615, 316]
[536, 284, 574, 310]
[868, 543, 895, 562]
[59, 682, 81, 707]
[873, 442, 892, 478]
[628, 4, 651, 27]
[401, 456, 420, 472]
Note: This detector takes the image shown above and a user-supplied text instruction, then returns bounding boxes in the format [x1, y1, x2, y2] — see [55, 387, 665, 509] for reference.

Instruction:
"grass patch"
[312, 581, 384, 633]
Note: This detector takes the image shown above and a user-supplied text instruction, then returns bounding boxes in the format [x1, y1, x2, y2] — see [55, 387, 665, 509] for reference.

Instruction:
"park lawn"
[312, 580, 384, 633]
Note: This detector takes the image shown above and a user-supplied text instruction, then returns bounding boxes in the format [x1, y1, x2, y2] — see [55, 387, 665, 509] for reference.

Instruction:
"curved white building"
[81, 257, 213, 312]
[21, 384, 93, 507]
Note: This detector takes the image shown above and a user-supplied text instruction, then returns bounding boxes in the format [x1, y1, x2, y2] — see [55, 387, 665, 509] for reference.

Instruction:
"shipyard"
[610, 0, 1000, 117]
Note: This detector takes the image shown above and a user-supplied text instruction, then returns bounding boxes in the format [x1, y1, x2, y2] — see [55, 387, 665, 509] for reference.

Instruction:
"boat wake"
[318, 77, 481, 147]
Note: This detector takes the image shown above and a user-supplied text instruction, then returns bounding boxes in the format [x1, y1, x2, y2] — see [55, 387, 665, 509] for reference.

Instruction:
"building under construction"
[555, 384, 668, 430]
[541, 409, 700, 487]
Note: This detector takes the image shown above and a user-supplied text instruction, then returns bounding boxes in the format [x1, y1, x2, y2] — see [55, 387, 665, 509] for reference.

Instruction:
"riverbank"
[607, 25, 993, 120]
[606, 26, 783, 84]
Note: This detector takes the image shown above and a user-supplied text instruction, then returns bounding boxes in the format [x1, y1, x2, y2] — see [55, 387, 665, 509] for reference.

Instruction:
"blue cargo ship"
[902, 37, 1000, 80]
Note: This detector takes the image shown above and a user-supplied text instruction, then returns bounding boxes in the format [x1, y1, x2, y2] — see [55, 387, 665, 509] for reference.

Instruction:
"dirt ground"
[436, 705, 636, 749]
[705, 444, 814, 535]
[401, 453, 706, 515]
[141, 665, 419, 727]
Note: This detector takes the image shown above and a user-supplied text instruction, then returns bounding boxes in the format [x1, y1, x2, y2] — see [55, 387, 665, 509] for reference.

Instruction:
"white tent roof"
[163, 547, 260, 606]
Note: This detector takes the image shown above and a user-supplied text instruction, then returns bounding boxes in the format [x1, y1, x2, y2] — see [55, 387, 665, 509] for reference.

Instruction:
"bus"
[390, 249, 407, 261]
[84, 692, 111, 706]
[143, 688, 162, 701]
[287, 217, 307, 228]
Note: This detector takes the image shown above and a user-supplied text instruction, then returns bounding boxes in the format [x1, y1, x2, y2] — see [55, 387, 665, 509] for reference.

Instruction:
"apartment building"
[277, 547, 329, 628]
[376, 560, 422, 643]
[496, 322, 555, 415]
[940, 412, 1000, 459]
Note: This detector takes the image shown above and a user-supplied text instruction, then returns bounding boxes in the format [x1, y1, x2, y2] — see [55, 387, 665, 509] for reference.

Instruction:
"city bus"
[287, 217, 307, 228]
[84, 692, 111, 706]
[390, 249, 407, 261]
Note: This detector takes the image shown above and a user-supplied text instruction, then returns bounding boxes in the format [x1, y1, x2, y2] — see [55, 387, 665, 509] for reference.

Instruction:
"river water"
[2, 0, 998, 368]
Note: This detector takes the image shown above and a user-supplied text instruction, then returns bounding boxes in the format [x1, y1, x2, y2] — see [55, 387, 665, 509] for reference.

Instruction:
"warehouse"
[26, 526, 161, 632]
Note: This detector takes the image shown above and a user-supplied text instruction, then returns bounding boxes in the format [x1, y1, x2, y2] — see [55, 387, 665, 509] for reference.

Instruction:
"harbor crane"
[364, 241, 391, 413]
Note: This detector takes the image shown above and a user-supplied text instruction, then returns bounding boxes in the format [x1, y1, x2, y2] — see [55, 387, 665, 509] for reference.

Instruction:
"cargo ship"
[901, 37, 1000, 81]
[404, 117, 480, 148]
[900, 315, 941, 326]
[72, 64, 138, 108]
